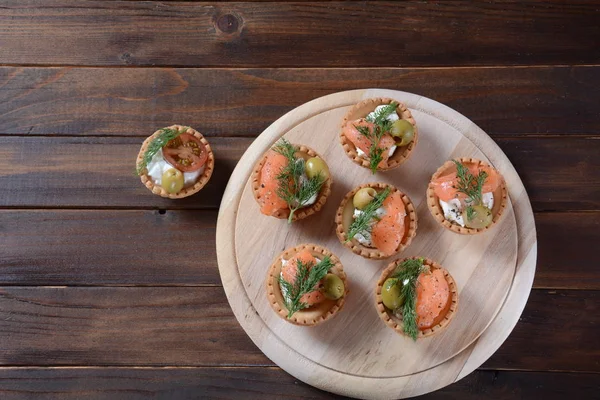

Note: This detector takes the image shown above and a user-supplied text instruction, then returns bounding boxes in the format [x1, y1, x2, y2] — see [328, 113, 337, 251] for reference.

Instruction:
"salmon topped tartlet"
[252, 139, 332, 223]
[335, 183, 417, 259]
[136, 125, 214, 199]
[266, 244, 348, 326]
[427, 158, 507, 234]
[340, 98, 418, 174]
[376, 257, 458, 339]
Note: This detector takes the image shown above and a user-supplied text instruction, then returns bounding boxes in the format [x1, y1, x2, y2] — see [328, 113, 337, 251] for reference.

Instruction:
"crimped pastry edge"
[265, 243, 348, 326]
[137, 124, 214, 199]
[334, 183, 417, 259]
[375, 257, 459, 338]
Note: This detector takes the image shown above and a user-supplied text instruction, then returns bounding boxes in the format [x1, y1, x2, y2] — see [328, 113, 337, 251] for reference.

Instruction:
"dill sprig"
[355, 102, 398, 174]
[390, 258, 428, 340]
[346, 187, 391, 241]
[136, 127, 188, 175]
[273, 139, 325, 223]
[279, 256, 334, 318]
[453, 160, 488, 221]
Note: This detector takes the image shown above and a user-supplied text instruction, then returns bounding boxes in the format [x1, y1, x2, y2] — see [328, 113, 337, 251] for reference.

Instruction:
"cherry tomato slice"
[163, 133, 208, 172]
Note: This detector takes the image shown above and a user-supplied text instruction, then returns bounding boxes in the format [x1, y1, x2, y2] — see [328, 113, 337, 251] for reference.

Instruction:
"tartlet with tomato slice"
[252, 138, 332, 223]
[427, 158, 507, 234]
[340, 98, 418, 174]
[376, 257, 458, 339]
[266, 243, 348, 326]
[136, 125, 214, 199]
[335, 183, 417, 259]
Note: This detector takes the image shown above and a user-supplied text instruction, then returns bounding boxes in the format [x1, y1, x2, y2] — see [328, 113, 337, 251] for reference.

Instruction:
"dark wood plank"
[0, 368, 596, 400]
[536, 212, 600, 290]
[1, 210, 598, 289]
[1, 66, 598, 137]
[500, 137, 600, 212]
[0, 136, 598, 211]
[483, 290, 599, 372]
[0, 136, 246, 210]
[0, 210, 219, 286]
[0, 287, 269, 366]
[1, 1, 598, 67]
[0, 288, 596, 372]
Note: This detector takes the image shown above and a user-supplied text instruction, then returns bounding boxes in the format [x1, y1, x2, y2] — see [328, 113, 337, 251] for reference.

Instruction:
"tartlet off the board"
[251, 140, 332, 223]
[136, 125, 214, 199]
[335, 183, 417, 259]
[427, 158, 507, 235]
[266, 244, 348, 326]
[340, 97, 418, 173]
[376, 257, 458, 339]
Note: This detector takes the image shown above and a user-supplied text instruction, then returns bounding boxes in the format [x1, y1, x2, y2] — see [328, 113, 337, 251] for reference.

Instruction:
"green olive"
[389, 119, 415, 146]
[381, 278, 405, 310]
[305, 157, 330, 180]
[322, 273, 345, 300]
[463, 205, 493, 229]
[161, 168, 184, 194]
[353, 187, 377, 210]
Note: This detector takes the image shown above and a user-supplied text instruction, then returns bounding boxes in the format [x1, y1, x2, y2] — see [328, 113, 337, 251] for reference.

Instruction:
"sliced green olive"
[381, 278, 405, 310]
[161, 168, 184, 194]
[353, 187, 377, 210]
[305, 157, 330, 180]
[389, 119, 415, 147]
[463, 205, 493, 229]
[322, 273, 345, 300]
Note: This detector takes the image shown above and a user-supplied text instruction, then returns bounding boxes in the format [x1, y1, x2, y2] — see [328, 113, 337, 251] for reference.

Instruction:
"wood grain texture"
[1, 66, 598, 137]
[0, 368, 596, 400]
[0, 210, 596, 289]
[0, 287, 267, 366]
[0, 288, 594, 372]
[216, 89, 537, 398]
[0, 136, 598, 211]
[233, 98, 518, 378]
[0, 1, 598, 67]
[483, 290, 599, 373]
[0, 210, 219, 286]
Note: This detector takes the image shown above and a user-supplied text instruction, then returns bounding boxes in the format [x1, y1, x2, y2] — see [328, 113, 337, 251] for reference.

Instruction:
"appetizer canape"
[427, 158, 507, 234]
[266, 244, 348, 326]
[376, 257, 458, 339]
[252, 139, 332, 223]
[136, 125, 214, 199]
[340, 98, 418, 174]
[335, 183, 417, 259]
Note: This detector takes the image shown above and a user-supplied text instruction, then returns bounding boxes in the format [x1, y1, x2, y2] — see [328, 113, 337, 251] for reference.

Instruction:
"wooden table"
[0, 1, 598, 398]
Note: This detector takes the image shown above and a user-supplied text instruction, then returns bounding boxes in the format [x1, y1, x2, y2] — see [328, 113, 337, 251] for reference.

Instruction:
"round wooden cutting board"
[217, 89, 537, 399]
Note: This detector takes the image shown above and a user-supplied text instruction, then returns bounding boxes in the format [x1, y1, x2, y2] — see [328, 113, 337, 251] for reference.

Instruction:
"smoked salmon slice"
[281, 249, 325, 306]
[257, 150, 289, 216]
[343, 119, 395, 168]
[431, 164, 501, 202]
[416, 269, 451, 330]
[371, 192, 406, 256]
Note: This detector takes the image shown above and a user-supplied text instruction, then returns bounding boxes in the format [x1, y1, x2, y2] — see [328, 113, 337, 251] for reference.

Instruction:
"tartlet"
[136, 125, 214, 199]
[427, 157, 507, 235]
[340, 97, 418, 173]
[266, 244, 348, 326]
[335, 183, 417, 259]
[375, 257, 458, 338]
[251, 141, 332, 223]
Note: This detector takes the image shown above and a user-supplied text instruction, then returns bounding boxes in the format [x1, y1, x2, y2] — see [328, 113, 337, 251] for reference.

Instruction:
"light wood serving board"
[217, 89, 537, 399]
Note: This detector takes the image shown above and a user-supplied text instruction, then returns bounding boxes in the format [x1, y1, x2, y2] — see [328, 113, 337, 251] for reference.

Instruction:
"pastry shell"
[266, 244, 348, 326]
[137, 125, 214, 199]
[251, 143, 332, 222]
[335, 183, 417, 259]
[427, 157, 508, 235]
[375, 257, 458, 338]
[340, 97, 418, 172]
